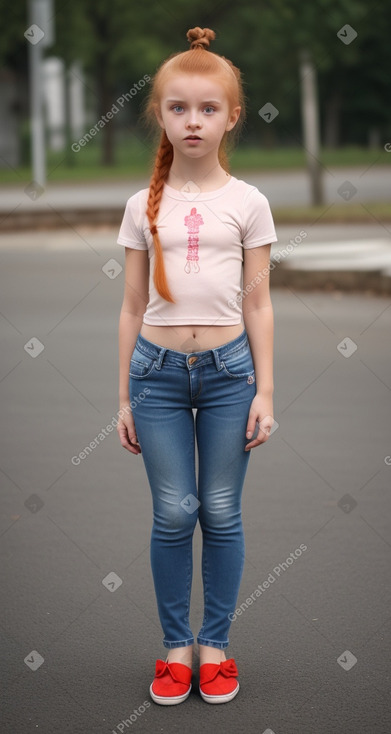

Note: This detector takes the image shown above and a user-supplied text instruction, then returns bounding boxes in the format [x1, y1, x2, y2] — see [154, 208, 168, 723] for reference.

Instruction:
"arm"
[117, 248, 149, 453]
[242, 243, 274, 449]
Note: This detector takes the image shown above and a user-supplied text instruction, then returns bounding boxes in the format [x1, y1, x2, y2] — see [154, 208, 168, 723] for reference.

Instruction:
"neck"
[166, 149, 229, 190]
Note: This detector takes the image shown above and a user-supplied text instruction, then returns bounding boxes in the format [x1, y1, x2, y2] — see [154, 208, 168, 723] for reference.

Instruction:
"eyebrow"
[165, 98, 222, 104]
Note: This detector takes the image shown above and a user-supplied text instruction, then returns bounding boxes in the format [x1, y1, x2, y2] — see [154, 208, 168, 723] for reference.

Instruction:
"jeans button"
[188, 356, 198, 365]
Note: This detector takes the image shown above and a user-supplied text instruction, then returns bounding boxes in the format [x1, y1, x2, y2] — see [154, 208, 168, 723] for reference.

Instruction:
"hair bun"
[186, 27, 216, 50]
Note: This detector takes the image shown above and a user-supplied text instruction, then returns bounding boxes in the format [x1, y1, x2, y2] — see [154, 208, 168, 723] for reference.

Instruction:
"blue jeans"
[128, 328, 257, 650]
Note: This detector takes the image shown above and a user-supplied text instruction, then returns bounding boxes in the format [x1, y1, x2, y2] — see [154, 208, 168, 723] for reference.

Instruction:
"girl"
[116, 26, 277, 705]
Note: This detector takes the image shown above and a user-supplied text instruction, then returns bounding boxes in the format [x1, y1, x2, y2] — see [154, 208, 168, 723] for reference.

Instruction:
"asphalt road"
[1, 165, 390, 211]
[1, 236, 391, 733]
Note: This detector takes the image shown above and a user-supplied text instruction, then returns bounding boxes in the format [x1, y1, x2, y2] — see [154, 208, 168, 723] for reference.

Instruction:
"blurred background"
[1, 3, 391, 733]
[1, 0, 391, 202]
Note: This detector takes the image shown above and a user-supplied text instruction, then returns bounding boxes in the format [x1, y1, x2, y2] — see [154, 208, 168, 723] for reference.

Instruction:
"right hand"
[117, 405, 142, 455]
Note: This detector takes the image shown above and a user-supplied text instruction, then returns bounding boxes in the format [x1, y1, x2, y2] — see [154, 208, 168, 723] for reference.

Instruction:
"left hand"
[245, 393, 274, 451]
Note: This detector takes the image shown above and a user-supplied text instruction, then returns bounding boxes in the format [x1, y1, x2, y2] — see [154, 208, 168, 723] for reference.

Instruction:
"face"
[155, 74, 240, 159]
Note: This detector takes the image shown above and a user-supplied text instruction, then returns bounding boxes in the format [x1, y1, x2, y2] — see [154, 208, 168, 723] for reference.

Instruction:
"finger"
[125, 440, 142, 454]
[128, 431, 142, 453]
[117, 425, 141, 454]
[258, 424, 271, 440]
[128, 444, 142, 455]
[246, 419, 258, 440]
[259, 415, 273, 436]
[129, 436, 141, 447]
[245, 428, 269, 451]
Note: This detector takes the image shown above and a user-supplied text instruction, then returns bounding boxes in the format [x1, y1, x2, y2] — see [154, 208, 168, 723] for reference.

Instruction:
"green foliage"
[0, 141, 389, 185]
[1, 0, 390, 163]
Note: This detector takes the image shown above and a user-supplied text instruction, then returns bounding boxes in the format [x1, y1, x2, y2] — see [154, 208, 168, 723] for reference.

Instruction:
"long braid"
[146, 130, 175, 303]
[143, 26, 245, 304]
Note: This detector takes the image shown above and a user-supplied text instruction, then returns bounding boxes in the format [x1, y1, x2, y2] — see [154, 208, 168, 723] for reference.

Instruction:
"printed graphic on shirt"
[184, 207, 204, 273]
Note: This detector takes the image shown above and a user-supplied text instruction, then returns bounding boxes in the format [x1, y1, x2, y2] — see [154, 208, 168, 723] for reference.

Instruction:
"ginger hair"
[140, 27, 246, 303]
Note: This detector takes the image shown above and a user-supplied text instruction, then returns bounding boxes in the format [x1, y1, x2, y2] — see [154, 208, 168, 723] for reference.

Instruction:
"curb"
[2, 208, 391, 232]
[0, 208, 123, 232]
[1, 209, 391, 296]
[271, 265, 391, 295]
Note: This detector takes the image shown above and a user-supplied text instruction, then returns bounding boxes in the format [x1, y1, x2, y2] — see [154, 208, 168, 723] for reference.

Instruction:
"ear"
[226, 105, 241, 132]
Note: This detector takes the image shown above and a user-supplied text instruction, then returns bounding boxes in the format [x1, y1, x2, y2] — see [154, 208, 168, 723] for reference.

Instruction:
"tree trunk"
[299, 49, 324, 206]
[64, 64, 74, 167]
[96, 63, 115, 166]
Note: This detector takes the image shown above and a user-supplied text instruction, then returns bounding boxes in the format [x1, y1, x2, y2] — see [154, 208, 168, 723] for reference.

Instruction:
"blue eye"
[172, 105, 183, 113]
[204, 106, 215, 114]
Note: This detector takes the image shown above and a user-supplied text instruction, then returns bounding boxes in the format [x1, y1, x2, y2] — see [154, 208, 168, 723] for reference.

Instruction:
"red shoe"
[199, 658, 239, 703]
[149, 659, 192, 705]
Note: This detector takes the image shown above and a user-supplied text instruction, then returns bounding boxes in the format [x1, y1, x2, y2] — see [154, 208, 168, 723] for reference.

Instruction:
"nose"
[186, 110, 201, 129]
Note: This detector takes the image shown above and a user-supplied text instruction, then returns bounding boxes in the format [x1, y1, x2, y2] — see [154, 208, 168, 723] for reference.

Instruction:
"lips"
[185, 135, 201, 140]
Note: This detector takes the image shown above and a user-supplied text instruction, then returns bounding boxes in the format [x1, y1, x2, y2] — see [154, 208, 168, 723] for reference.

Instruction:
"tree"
[1, 0, 390, 169]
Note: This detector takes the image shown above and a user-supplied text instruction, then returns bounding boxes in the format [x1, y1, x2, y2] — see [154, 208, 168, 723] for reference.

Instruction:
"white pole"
[27, 0, 54, 188]
[28, 0, 46, 186]
[299, 49, 324, 206]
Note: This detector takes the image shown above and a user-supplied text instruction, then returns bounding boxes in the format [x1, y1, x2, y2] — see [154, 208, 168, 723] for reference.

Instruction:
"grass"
[231, 146, 391, 171]
[272, 202, 391, 224]
[1, 137, 390, 186]
[2, 136, 390, 224]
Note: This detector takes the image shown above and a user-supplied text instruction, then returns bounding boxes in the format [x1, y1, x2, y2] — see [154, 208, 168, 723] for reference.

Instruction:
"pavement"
[1, 166, 391, 293]
[1, 221, 391, 295]
[1, 165, 390, 209]
[1, 231, 391, 733]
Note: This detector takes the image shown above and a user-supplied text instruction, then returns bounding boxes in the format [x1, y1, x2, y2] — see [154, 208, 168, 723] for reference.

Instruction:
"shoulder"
[232, 177, 277, 246]
[231, 177, 270, 206]
[124, 186, 149, 211]
[227, 177, 272, 217]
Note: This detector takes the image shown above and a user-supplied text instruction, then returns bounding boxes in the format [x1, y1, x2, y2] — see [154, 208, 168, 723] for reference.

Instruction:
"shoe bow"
[199, 658, 238, 685]
[154, 659, 192, 685]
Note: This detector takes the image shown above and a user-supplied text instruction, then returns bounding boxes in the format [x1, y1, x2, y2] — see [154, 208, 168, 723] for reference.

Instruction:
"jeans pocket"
[220, 346, 255, 380]
[129, 346, 156, 379]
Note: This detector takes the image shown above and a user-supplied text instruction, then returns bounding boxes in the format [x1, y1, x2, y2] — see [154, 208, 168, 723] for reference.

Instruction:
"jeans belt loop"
[212, 347, 222, 371]
[155, 346, 167, 370]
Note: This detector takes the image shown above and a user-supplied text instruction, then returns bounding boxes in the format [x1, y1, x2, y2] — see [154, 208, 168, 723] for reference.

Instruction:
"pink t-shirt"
[117, 175, 278, 325]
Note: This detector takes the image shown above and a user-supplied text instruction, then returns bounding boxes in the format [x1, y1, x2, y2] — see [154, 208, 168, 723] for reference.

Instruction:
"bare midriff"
[140, 323, 244, 353]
